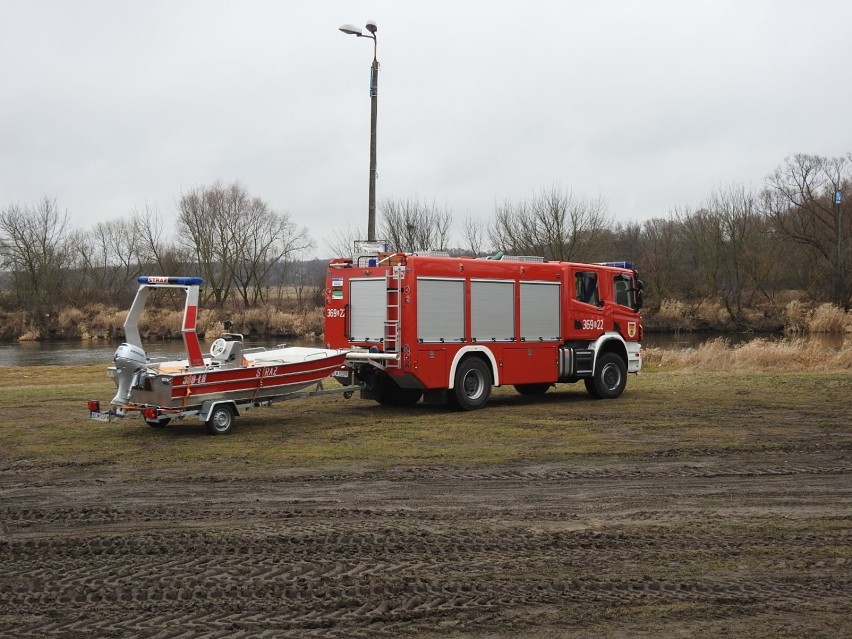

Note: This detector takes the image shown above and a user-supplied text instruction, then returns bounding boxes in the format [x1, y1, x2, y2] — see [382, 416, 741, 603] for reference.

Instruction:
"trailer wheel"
[513, 383, 550, 396]
[205, 404, 236, 435]
[585, 353, 627, 400]
[145, 418, 170, 428]
[450, 357, 491, 411]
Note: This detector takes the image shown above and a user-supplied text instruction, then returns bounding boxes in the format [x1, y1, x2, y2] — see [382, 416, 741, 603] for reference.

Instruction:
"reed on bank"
[642, 336, 852, 372]
[1, 298, 850, 343]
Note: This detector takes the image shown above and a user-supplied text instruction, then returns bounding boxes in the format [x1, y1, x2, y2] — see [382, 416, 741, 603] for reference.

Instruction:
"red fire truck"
[324, 251, 643, 410]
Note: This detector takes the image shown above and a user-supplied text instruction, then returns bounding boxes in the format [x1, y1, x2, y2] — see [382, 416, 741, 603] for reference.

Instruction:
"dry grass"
[643, 336, 852, 372]
[45, 304, 327, 342]
[808, 303, 852, 333]
[784, 301, 851, 334]
[0, 360, 848, 469]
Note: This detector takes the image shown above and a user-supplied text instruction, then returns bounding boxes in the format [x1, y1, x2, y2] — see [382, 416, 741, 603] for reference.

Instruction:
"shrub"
[808, 303, 850, 333]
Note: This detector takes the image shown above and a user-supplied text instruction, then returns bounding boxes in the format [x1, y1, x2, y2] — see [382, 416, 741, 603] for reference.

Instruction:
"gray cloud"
[1, 0, 849, 257]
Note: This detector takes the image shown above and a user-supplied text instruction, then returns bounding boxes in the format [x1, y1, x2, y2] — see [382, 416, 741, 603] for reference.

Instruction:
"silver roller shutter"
[349, 278, 386, 341]
[520, 281, 561, 341]
[417, 278, 465, 342]
[471, 279, 514, 341]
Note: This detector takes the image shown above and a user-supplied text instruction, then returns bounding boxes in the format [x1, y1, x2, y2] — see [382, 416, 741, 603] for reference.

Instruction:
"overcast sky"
[2, 0, 850, 257]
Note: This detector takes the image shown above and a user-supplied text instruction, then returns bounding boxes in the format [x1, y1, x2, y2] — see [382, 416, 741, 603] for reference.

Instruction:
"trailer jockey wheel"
[449, 357, 491, 411]
[585, 353, 627, 400]
[205, 404, 236, 435]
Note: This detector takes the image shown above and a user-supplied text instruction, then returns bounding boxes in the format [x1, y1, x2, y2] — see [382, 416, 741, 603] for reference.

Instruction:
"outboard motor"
[110, 343, 147, 405]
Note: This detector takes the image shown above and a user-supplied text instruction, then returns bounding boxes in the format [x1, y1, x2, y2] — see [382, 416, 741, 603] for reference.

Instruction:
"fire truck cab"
[324, 251, 643, 410]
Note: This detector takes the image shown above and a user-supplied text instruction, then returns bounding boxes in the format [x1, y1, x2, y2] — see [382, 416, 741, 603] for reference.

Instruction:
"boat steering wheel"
[210, 338, 228, 358]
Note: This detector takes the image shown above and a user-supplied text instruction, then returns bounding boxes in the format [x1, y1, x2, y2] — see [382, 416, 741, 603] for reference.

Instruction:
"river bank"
[0, 299, 849, 344]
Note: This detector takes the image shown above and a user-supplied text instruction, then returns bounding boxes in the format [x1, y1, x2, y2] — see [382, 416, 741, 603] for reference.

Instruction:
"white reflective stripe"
[447, 346, 499, 388]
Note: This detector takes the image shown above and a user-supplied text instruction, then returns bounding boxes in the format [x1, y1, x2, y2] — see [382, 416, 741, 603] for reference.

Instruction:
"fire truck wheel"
[145, 418, 170, 428]
[585, 353, 627, 399]
[450, 357, 491, 411]
[205, 405, 236, 435]
[513, 383, 550, 396]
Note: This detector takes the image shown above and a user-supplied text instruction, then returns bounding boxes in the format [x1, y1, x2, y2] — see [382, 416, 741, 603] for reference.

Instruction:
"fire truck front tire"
[585, 353, 627, 400]
[450, 357, 492, 411]
[205, 404, 236, 435]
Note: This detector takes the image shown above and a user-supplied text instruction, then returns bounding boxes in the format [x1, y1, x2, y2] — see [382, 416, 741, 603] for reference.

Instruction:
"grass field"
[0, 338, 848, 469]
[1, 341, 850, 638]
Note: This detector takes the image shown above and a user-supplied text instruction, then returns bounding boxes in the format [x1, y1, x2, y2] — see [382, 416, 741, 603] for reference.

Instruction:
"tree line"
[1, 154, 849, 330]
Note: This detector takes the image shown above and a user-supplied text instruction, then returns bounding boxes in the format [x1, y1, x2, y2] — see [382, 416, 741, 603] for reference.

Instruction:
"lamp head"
[339, 24, 362, 36]
[365, 20, 377, 34]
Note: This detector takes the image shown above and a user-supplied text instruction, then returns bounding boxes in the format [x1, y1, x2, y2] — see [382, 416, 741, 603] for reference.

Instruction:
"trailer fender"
[199, 400, 241, 422]
[448, 346, 499, 389]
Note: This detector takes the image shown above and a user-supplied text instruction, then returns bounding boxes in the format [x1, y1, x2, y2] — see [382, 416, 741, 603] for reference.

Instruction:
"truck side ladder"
[384, 267, 402, 368]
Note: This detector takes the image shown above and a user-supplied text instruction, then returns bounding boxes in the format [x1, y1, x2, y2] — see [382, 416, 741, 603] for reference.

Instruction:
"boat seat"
[210, 338, 244, 366]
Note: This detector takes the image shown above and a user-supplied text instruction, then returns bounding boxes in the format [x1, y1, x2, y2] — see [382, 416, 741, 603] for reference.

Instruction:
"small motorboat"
[88, 276, 350, 434]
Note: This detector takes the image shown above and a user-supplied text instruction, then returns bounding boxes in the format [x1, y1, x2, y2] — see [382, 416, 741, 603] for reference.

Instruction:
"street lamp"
[339, 20, 379, 242]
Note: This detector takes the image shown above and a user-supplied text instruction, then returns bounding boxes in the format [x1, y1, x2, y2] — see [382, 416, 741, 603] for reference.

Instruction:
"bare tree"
[132, 204, 188, 277]
[232, 199, 313, 307]
[0, 197, 72, 315]
[177, 182, 312, 307]
[677, 185, 785, 324]
[325, 224, 366, 259]
[488, 186, 610, 261]
[379, 197, 452, 253]
[766, 153, 851, 307]
[73, 218, 143, 305]
[634, 216, 690, 307]
[461, 214, 486, 257]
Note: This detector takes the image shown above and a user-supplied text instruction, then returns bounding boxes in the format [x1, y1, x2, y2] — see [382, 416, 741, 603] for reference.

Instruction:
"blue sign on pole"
[835, 190, 843, 205]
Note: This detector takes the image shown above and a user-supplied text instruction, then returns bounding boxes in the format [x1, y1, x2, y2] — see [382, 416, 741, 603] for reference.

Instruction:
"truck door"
[567, 269, 605, 340]
[610, 272, 640, 341]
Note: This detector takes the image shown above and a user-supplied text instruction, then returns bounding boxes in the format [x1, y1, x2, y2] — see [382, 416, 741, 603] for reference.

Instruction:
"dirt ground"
[1, 440, 850, 638]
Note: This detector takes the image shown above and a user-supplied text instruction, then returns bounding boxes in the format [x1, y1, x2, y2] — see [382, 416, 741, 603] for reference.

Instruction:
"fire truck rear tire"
[205, 404, 235, 435]
[585, 353, 627, 400]
[449, 357, 491, 411]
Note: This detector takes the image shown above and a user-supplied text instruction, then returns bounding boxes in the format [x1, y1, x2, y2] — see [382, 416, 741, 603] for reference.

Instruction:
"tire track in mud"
[1, 461, 850, 638]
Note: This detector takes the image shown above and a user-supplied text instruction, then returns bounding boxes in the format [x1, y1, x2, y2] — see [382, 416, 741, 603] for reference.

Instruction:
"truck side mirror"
[633, 280, 644, 311]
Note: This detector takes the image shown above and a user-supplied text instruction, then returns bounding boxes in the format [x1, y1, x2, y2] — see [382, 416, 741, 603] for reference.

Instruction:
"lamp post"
[835, 189, 843, 305]
[339, 20, 379, 242]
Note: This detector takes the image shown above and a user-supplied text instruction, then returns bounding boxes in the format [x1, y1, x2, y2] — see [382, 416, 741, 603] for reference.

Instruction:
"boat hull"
[122, 348, 348, 411]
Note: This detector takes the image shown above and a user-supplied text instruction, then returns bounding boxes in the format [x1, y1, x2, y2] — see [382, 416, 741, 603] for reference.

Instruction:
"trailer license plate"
[89, 411, 112, 422]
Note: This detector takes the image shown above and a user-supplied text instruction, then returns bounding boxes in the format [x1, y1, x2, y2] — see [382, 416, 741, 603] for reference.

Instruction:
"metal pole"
[340, 22, 379, 243]
[836, 190, 843, 306]
[368, 45, 378, 242]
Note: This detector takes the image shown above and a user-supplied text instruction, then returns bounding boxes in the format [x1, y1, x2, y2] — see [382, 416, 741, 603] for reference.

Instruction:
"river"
[0, 333, 845, 367]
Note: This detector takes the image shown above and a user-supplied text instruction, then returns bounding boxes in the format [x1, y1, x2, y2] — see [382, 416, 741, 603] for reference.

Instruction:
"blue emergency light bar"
[137, 276, 204, 286]
[597, 261, 634, 270]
